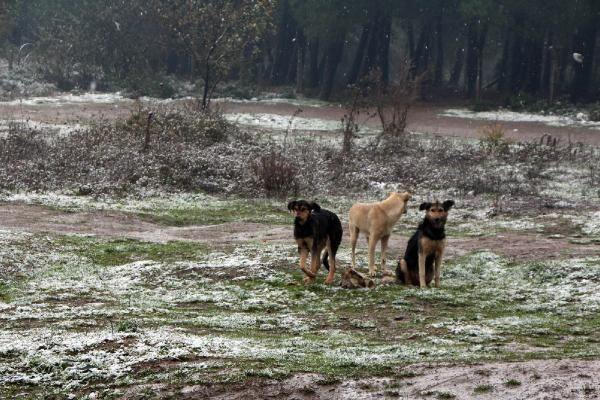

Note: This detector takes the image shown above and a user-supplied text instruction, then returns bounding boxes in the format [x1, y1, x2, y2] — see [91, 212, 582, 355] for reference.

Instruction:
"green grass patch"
[473, 384, 494, 394]
[55, 235, 211, 266]
[136, 200, 290, 226]
[504, 378, 522, 387]
[0, 282, 11, 302]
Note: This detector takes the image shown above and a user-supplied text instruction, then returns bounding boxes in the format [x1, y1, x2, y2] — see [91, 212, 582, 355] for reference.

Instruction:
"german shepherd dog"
[287, 200, 343, 284]
[348, 192, 411, 277]
[396, 200, 454, 288]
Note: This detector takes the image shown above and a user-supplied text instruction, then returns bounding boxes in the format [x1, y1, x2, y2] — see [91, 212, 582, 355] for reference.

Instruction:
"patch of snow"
[224, 112, 376, 135]
[442, 108, 600, 129]
[0, 92, 131, 106]
[0, 119, 87, 137]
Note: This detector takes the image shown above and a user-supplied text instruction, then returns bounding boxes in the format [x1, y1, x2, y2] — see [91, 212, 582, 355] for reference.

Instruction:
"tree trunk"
[379, 14, 391, 83]
[508, 28, 524, 94]
[319, 37, 345, 100]
[295, 29, 305, 94]
[476, 48, 483, 103]
[465, 23, 478, 97]
[449, 41, 464, 88]
[407, 22, 415, 61]
[495, 38, 510, 93]
[361, 16, 381, 77]
[239, 42, 254, 85]
[413, 26, 431, 76]
[549, 47, 557, 102]
[307, 38, 320, 88]
[286, 40, 298, 83]
[465, 20, 488, 99]
[347, 23, 370, 85]
[202, 59, 210, 110]
[271, 0, 295, 85]
[433, 6, 445, 87]
[539, 31, 550, 96]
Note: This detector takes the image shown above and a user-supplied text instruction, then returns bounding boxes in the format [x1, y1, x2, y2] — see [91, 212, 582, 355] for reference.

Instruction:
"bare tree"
[370, 62, 423, 141]
[151, 0, 274, 110]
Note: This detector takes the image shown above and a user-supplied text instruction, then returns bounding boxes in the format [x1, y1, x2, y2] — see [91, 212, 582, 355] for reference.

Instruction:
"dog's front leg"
[298, 245, 316, 282]
[367, 236, 378, 277]
[418, 251, 427, 288]
[349, 226, 358, 269]
[434, 252, 443, 288]
[306, 248, 321, 284]
[380, 234, 391, 275]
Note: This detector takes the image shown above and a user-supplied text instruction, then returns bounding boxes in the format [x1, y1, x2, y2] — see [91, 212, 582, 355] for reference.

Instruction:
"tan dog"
[348, 192, 411, 277]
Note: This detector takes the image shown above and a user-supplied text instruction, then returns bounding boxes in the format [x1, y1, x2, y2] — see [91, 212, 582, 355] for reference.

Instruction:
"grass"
[473, 384, 494, 394]
[135, 199, 290, 226]
[55, 235, 211, 266]
[0, 282, 11, 302]
[504, 378, 522, 387]
[1, 217, 600, 398]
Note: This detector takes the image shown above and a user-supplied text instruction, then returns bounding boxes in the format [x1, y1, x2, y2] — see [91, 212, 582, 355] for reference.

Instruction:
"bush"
[251, 150, 299, 198]
[0, 109, 248, 194]
[108, 76, 176, 99]
[1, 110, 597, 201]
[480, 123, 510, 154]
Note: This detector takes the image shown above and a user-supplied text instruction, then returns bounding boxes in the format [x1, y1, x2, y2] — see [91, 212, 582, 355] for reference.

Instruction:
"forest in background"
[1, 0, 600, 106]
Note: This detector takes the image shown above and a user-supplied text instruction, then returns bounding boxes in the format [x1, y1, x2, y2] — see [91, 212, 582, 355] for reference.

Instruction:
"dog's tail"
[321, 252, 330, 271]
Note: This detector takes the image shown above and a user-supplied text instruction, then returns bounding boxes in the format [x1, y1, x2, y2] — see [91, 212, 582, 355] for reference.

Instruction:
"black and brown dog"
[396, 200, 454, 288]
[287, 200, 343, 284]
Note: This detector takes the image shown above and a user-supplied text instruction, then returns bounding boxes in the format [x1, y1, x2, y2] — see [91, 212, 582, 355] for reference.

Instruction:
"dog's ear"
[401, 192, 411, 201]
[443, 200, 455, 211]
[309, 202, 321, 212]
[419, 202, 431, 211]
[287, 201, 297, 212]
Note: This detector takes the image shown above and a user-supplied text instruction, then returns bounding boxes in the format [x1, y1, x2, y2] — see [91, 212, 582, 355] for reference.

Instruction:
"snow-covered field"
[1, 93, 600, 399]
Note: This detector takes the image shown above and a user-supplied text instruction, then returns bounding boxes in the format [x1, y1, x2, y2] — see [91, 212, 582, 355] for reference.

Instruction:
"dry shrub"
[480, 122, 510, 154]
[251, 150, 299, 198]
[0, 109, 250, 194]
[373, 61, 422, 138]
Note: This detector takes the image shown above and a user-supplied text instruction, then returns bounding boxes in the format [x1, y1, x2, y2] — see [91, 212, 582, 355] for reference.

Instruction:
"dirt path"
[220, 101, 600, 145]
[2, 97, 600, 145]
[183, 359, 600, 399]
[1, 203, 597, 263]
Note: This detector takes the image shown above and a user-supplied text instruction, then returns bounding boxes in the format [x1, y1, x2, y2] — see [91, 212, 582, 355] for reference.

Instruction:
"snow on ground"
[2, 227, 600, 394]
[214, 95, 335, 108]
[3, 92, 600, 138]
[1, 92, 600, 397]
[224, 112, 376, 135]
[442, 108, 600, 129]
[0, 92, 131, 106]
[0, 119, 87, 137]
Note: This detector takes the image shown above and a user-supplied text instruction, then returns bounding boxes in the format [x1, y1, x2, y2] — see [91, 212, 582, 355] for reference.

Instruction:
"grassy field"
[1, 94, 600, 398]
[1, 197, 599, 399]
